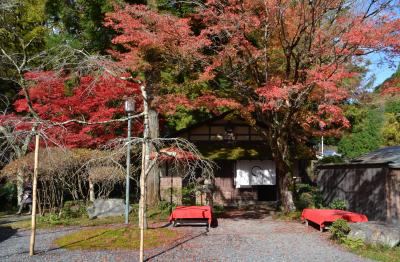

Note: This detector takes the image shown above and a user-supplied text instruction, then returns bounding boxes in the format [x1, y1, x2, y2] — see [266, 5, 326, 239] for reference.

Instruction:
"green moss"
[349, 244, 400, 262]
[198, 145, 269, 160]
[272, 211, 302, 221]
[54, 226, 180, 250]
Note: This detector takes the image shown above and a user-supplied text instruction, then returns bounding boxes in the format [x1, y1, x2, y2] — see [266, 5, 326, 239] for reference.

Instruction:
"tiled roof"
[351, 146, 400, 168]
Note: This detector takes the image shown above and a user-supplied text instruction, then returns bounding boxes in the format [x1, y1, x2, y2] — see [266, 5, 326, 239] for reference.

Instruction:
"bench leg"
[320, 226, 324, 232]
[305, 220, 309, 226]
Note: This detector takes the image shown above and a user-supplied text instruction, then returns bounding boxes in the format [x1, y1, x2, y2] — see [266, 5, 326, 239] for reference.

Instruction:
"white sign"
[235, 160, 276, 188]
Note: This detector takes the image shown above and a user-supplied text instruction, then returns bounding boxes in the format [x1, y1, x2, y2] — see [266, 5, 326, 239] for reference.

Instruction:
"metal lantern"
[124, 98, 135, 113]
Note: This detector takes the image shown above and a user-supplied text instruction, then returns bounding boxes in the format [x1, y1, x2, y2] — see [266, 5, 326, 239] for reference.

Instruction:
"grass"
[6, 212, 168, 230]
[345, 244, 400, 262]
[327, 220, 400, 262]
[0, 208, 18, 217]
[5, 203, 172, 230]
[54, 226, 181, 250]
[272, 211, 302, 221]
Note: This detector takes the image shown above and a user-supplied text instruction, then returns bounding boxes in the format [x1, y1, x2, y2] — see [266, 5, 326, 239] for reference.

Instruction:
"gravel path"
[0, 218, 370, 262]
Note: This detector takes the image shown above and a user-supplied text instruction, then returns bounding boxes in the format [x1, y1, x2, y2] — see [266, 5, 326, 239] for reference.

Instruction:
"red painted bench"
[301, 208, 368, 231]
[169, 206, 212, 227]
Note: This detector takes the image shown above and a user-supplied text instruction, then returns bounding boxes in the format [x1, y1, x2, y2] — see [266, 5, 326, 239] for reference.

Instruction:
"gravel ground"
[0, 218, 370, 262]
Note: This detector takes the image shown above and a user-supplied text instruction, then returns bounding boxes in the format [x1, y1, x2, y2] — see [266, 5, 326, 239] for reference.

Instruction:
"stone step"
[238, 201, 278, 211]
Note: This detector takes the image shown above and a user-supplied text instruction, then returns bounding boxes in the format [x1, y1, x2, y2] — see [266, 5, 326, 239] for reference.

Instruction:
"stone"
[348, 221, 400, 248]
[86, 198, 131, 219]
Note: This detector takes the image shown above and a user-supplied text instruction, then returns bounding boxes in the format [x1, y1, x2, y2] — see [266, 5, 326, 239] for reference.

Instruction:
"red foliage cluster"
[104, 4, 210, 72]
[153, 93, 241, 115]
[4, 1, 400, 152]
[13, 71, 141, 148]
[381, 76, 400, 96]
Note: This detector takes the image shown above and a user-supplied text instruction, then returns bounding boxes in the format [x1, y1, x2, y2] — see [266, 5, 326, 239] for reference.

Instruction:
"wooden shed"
[161, 113, 311, 207]
[317, 146, 400, 222]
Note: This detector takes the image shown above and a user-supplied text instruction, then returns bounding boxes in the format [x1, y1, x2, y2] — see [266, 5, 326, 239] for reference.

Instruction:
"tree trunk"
[139, 86, 150, 232]
[276, 157, 296, 213]
[17, 169, 24, 206]
[29, 134, 39, 256]
[272, 132, 296, 213]
[146, 109, 160, 207]
[89, 179, 95, 202]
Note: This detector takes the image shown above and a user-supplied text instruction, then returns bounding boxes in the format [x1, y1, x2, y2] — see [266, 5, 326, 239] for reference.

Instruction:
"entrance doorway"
[257, 185, 277, 201]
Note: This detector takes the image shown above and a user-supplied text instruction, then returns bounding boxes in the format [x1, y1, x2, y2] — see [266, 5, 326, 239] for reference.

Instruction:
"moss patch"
[7, 214, 140, 230]
[348, 244, 400, 262]
[197, 144, 270, 160]
[7, 202, 173, 230]
[272, 211, 302, 221]
[54, 226, 181, 250]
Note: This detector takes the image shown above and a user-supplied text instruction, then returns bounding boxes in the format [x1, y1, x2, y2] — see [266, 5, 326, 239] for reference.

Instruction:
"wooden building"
[317, 146, 400, 222]
[160, 114, 309, 207]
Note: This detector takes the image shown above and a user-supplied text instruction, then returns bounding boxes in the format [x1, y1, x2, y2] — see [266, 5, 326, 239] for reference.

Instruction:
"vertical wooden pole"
[89, 179, 95, 202]
[146, 109, 160, 207]
[29, 134, 39, 256]
[139, 143, 146, 262]
[139, 85, 151, 262]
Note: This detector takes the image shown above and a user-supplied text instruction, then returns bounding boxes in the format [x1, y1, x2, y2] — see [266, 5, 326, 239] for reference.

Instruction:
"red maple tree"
[10, 71, 141, 148]
[104, 1, 400, 210]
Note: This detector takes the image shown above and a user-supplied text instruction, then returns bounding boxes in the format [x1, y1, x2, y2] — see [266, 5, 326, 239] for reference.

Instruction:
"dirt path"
[0, 214, 30, 226]
[0, 217, 370, 262]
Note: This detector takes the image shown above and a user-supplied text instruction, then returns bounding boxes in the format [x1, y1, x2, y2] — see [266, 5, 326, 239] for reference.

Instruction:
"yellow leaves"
[382, 113, 400, 146]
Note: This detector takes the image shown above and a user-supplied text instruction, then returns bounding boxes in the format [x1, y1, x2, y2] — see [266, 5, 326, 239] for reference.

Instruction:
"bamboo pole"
[29, 134, 39, 256]
[139, 85, 151, 262]
[139, 142, 146, 262]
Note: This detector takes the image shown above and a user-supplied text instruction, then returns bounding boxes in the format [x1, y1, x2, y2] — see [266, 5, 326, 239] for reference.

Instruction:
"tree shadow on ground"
[144, 230, 208, 261]
[0, 214, 30, 225]
[0, 226, 18, 243]
[218, 207, 273, 220]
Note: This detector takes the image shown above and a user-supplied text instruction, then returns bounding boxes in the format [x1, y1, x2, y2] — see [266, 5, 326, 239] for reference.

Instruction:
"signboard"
[235, 160, 276, 188]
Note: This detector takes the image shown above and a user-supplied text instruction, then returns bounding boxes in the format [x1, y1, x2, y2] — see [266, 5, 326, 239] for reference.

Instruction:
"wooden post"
[139, 142, 146, 262]
[139, 85, 151, 262]
[29, 134, 39, 256]
[89, 179, 95, 202]
[146, 109, 160, 207]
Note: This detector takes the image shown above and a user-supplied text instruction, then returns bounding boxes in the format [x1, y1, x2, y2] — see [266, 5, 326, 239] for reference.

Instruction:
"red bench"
[301, 208, 368, 231]
[169, 206, 212, 227]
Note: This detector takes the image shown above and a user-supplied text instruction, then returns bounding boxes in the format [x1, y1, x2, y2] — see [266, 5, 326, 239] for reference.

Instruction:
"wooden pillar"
[89, 179, 95, 202]
[29, 134, 39, 256]
[146, 109, 160, 207]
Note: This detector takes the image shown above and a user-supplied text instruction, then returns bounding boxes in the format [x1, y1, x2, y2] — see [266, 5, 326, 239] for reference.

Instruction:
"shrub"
[329, 219, 351, 242]
[213, 205, 225, 214]
[61, 200, 88, 219]
[294, 183, 325, 210]
[318, 156, 345, 164]
[148, 201, 176, 220]
[182, 185, 197, 205]
[342, 237, 365, 249]
[296, 192, 315, 210]
[329, 199, 347, 210]
[0, 182, 17, 210]
[38, 213, 63, 225]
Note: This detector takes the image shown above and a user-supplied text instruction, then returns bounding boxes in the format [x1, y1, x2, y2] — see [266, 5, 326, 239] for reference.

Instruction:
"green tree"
[382, 100, 400, 146]
[45, 0, 149, 53]
[0, 0, 48, 103]
[45, 0, 115, 53]
[338, 107, 384, 158]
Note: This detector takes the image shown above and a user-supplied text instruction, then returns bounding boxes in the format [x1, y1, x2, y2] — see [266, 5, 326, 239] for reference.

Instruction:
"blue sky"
[366, 52, 400, 88]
